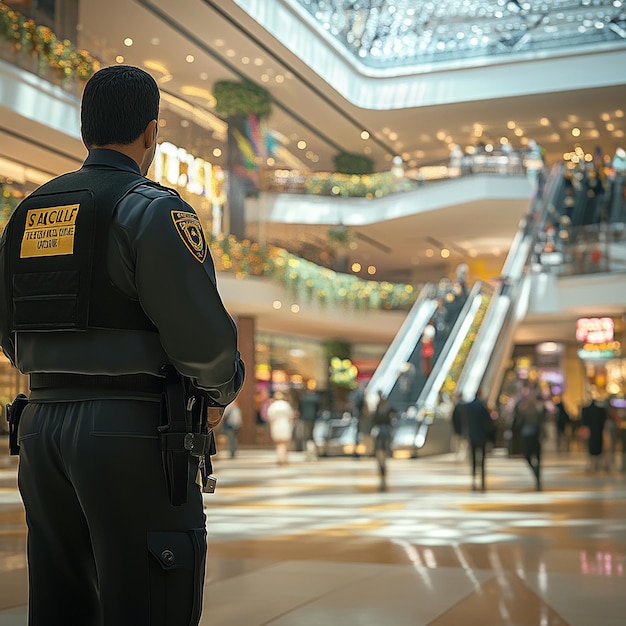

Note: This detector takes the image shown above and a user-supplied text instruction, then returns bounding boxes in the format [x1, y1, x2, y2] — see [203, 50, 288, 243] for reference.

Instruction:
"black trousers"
[470, 442, 486, 490]
[521, 434, 542, 487]
[17, 397, 206, 626]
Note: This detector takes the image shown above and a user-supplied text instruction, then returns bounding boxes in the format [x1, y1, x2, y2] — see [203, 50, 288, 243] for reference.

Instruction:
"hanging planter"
[213, 80, 272, 119]
[333, 152, 374, 175]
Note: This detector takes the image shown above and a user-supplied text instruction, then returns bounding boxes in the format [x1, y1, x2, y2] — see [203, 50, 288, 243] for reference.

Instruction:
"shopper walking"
[513, 389, 547, 490]
[371, 391, 395, 491]
[267, 392, 295, 465]
[464, 391, 494, 492]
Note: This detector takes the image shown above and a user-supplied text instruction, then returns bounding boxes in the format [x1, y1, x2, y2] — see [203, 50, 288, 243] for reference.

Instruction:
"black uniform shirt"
[0, 149, 243, 406]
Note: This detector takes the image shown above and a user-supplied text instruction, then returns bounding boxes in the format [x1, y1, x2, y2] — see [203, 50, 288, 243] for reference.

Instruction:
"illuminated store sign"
[576, 317, 614, 344]
[152, 142, 222, 199]
[576, 317, 620, 359]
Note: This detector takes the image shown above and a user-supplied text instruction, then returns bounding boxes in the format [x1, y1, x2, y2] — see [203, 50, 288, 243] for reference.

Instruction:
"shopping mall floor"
[0, 441, 623, 626]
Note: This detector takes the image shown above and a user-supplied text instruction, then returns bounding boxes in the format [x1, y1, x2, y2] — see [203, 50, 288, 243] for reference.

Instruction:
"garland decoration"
[305, 170, 418, 198]
[441, 293, 491, 397]
[0, 1, 100, 84]
[208, 233, 418, 311]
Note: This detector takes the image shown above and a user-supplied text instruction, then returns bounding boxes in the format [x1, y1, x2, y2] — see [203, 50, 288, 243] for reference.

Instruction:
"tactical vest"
[5, 167, 159, 333]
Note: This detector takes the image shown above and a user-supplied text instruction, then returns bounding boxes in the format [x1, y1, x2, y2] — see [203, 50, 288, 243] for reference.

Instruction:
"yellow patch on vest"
[171, 210, 207, 263]
[20, 204, 80, 258]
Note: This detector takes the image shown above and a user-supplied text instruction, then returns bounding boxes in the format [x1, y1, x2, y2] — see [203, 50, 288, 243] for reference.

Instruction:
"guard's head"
[80, 65, 160, 148]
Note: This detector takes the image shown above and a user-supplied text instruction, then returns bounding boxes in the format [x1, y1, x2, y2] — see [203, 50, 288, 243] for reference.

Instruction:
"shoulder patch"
[171, 210, 207, 263]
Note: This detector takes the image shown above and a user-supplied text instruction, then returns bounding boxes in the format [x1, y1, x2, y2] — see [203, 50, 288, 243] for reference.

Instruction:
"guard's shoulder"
[130, 181, 182, 202]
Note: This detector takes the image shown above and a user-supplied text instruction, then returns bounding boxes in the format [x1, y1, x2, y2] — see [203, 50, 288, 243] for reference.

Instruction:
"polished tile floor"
[0, 441, 624, 625]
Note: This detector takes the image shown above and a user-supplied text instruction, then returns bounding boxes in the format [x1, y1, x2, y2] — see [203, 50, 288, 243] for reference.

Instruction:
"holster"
[6, 393, 29, 455]
[159, 365, 216, 506]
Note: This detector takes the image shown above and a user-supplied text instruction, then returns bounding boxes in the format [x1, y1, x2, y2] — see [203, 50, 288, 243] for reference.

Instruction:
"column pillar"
[236, 315, 257, 446]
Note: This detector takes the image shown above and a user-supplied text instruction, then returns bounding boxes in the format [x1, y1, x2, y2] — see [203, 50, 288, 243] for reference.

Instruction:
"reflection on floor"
[0, 444, 624, 625]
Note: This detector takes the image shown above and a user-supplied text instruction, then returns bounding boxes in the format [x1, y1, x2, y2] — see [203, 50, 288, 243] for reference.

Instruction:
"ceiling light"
[389, 132, 398, 141]
[507, 121, 516, 129]
[441, 249, 450, 258]
[261, 74, 270, 82]
[186, 55, 195, 63]
[214, 39, 224, 47]
[253, 58, 263, 66]
[364, 147, 372, 154]
[213, 148, 222, 158]
[514, 128, 524, 136]
[540, 117, 550, 126]
[607, 123, 616, 131]
[272, 300, 282, 310]
[572, 128, 581, 137]
[115, 55, 124, 63]
[616, 109, 624, 117]
[290, 304, 300, 313]
[352, 262, 361, 272]
[275, 75, 285, 83]
[179, 86, 216, 107]
[297, 140, 307, 149]
[425, 249, 434, 258]
[241, 56, 250, 64]
[124, 38, 133, 47]
[144, 60, 173, 83]
[226, 49, 236, 57]
[361, 130, 370, 140]
[150, 38, 160, 46]
[199, 72, 208, 80]
[367, 265, 376, 275]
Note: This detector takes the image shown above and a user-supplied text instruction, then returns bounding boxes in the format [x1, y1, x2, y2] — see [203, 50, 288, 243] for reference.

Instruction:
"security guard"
[0, 66, 244, 625]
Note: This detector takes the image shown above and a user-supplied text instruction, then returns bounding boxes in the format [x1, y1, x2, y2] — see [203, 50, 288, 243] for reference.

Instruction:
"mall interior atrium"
[0, 0, 625, 624]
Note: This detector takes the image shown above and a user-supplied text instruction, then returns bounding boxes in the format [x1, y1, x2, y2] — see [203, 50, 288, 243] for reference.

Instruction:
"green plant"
[333, 152, 374, 175]
[213, 80, 272, 119]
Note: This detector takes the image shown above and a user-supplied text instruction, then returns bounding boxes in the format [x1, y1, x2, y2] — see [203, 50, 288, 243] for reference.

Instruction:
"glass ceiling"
[291, 0, 626, 70]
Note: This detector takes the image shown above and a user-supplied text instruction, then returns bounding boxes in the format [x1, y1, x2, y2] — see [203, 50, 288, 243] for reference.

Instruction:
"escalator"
[389, 164, 566, 457]
[313, 280, 473, 455]
[315, 164, 565, 457]
[456, 164, 566, 406]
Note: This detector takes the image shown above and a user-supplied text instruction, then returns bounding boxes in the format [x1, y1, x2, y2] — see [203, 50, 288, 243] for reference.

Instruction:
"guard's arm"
[112, 191, 244, 406]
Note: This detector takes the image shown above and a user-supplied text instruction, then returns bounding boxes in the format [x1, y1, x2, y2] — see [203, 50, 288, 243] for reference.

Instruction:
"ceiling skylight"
[291, 0, 626, 69]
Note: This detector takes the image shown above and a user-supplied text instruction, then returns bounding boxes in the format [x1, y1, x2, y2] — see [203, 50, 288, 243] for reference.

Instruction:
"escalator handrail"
[416, 280, 489, 410]
[365, 281, 437, 399]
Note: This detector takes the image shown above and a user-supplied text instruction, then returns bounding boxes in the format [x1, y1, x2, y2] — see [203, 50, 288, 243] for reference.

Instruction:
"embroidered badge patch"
[171, 210, 207, 263]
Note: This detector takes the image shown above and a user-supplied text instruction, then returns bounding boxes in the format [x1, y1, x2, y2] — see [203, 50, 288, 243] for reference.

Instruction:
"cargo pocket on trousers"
[147, 528, 207, 626]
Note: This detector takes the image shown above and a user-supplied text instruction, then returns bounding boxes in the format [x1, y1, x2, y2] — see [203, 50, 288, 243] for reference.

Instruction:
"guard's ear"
[144, 119, 158, 149]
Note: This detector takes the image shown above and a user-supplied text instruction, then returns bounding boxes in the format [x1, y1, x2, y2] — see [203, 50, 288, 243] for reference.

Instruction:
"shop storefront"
[576, 316, 624, 401]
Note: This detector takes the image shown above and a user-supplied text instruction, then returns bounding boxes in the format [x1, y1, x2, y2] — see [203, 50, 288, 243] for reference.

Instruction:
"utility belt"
[7, 369, 217, 506]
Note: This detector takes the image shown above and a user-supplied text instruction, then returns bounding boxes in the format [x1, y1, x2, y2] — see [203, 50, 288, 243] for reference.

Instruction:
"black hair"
[80, 65, 160, 147]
